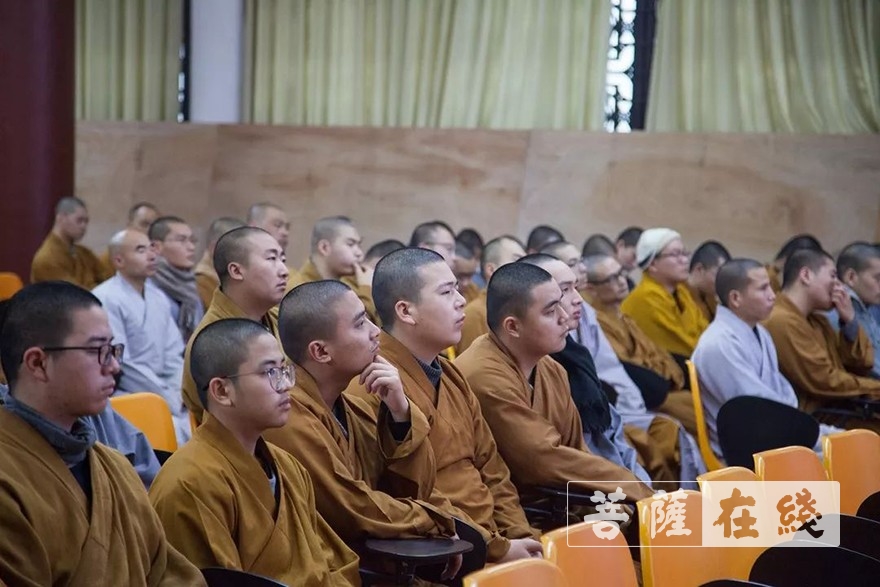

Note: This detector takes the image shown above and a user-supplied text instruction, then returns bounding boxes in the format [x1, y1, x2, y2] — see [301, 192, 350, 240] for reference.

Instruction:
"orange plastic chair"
[753, 446, 827, 482]
[463, 559, 567, 587]
[110, 392, 178, 452]
[0, 272, 23, 300]
[542, 521, 638, 587]
[698, 466, 759, 486]
[685, 360, 724, 471]
[823, 429, 880, 515]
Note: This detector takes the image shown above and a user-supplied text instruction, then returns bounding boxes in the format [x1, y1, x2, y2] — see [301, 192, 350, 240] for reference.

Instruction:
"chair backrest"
[542, 521, 638, 587]
[201, 567, 286, 586]
[109, 392, 178, 452]
[638, 490, 761, 587]
[697, 466, 760, 486]
[686, 360, 725, 471]
[0, 272, 23, 300]
[463, 558, 567, 587]
[717, 396, 819, 469]
[822, 429, 880, 515]
[753, 446, 827, 482]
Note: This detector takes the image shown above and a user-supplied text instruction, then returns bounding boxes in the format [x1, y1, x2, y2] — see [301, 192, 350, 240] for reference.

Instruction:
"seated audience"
[0, 282, 203, 585]
[98, 202, 160, 274]
[149, 216, 204, 344]
[763, 249, 880, 419]
[767, 234, 823, 293]
[827, 242, 880, 378]
[457, 235, 526, 354]
[194, 217, 246, 309]
[348, 248, 542, 563]
[297, 216, 377, 323]
[150, 319, 359, 584]
[93, 229, 191, 445]
[692, 259, 840, 456]
[615, 226, 643, 290]
[265, 281, 467, 581]
[581, 253, 697, 436]
[363, 239, 405, 270]
[621, 228, 708, 358]
[410, 221, 457, 268]
[183, 227, 288, 423]
[457, 228, 486, 286]
[30, 196, 109, 289]
[526, 224, 564, 254]
[581, 233, 616, 258]
[456, 262, 654, 501]
[687, 240, 731, 321]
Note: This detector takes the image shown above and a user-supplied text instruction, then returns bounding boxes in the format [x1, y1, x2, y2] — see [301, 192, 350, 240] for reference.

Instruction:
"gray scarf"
[152, 257, 202, 342]
[2, 393, 96, 466]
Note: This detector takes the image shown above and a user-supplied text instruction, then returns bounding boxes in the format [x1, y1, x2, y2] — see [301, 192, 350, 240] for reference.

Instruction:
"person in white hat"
[620, 228, 708, 360]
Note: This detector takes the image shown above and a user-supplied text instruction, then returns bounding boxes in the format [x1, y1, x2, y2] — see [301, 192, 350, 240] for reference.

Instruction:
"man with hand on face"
[265, 281, 467, 582]
[693, 259, 841, 457]
[298, 216, 378, 324]
[150, 319, 360, 585]
[31, 196, 110, 288]
[0, 282, 204, 585]
[93, 229, 191, 445]
[827, 242, 880, 378]
[149, 216, 204, 344]
[764, 249, 880, 422]
[183, 227, 290, 424]
[348, 248, 542, 564]
[456, 261, 655, 503]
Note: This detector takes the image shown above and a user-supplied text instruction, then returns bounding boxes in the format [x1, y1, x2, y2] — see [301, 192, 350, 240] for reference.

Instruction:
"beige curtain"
[243, 0, 610, 129]
[647, 0, 880, 132]
[76, 0, 184, 121]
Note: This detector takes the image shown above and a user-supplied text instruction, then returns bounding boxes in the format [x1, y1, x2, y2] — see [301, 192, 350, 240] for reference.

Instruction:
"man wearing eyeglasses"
[182, 226, 289, 424]
[621, 228, 709, 359]
[149, 215, 205, 344]
[93, 229, 191, 445]
[150, 318, 359, 585]
[0, 282, 205, 585]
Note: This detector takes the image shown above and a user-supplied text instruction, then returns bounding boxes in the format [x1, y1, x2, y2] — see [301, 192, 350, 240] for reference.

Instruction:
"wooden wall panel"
[75, 122, 880, 266]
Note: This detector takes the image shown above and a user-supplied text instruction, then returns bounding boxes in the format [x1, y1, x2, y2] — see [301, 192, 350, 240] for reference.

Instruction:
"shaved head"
[782, 249, 833, 289]
[616, 227, 643, 247]
[206, 217, 246, 248]
[373, 247, 446, 327]
[213, 226, 273, 287]
[481, 235, 526, 278]
[247, 203, 289, 250]
[716, 258, 764, 307]
[310, 216, 355, 253]
[581, 234, 615, 258]
[190, 318, 273, 409]
[690, 240, 731, 272]
[363, 239, 405, 268]
[55, 196, 86, 215]
[279, 280, 352, 364]
[582, 252, 614, 282]
[526, 225, 564, 253]
[775, 234, 823, 262]
[486, 262, 554, 333]
[246, 202, 283, 224]
[147, 216, 188, 242]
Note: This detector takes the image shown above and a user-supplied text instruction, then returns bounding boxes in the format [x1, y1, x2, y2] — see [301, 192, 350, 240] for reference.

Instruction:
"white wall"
[190, 0, 243, 122]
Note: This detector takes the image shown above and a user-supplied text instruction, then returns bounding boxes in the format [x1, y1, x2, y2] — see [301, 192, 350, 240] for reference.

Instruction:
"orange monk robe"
[150, 414, 360, 586]
[763, 294, 880, 413]
[30, 232, 110, 289]
[456, 290, 488, 356]
[456, 334, 654, 502]
[264, 368, 456, 540]
[0, 410, 205, 586]
[459, 282, 481, 305]
[685, 282, 718, 322]
[620, 274, 709, 357]
[183, 288, 281, 424]
[98, 248, 114, 279]
[298, 259, 379, 325]
[194, 252, 218, 310]
[346, 331, 536, 562]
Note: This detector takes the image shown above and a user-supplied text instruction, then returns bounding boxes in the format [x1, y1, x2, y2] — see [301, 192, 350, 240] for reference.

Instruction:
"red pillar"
[0, 0, 75, 282]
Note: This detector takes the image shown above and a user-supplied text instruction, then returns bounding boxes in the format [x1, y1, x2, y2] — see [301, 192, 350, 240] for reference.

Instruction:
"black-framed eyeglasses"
[592, 269, 627, 285]
[222, 365, 294, 392]
[41, 343, 125, 367]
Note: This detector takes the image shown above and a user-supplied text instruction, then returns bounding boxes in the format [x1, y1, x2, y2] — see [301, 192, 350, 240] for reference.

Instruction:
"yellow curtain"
[647, 0, 880, 132]
[243, 0, 611, 129]
[76, 0, 184, 121]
